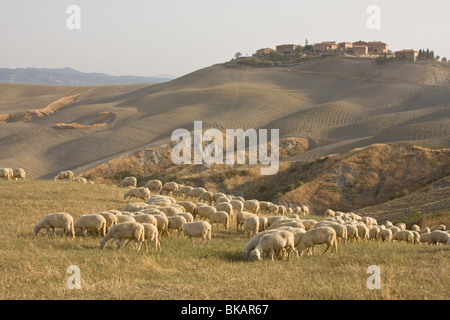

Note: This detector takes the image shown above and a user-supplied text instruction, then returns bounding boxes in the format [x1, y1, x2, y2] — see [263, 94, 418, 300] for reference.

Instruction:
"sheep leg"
[322, 243, 331, 255]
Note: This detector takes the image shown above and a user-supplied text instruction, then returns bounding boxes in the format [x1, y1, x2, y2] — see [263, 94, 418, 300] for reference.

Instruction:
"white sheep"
[210, 211, 229, 230]
[119, 176, 137, 188]
[158, 205, 184, 217]
[411, 231, 421, 244]
[369, 226, 381, 241]
[167, 215, 187, 237]
[325, 209, 335, 217]
[196, 205, 217, 221]
[99, 212, 118, 232]
[182, 221, 212, 247]
[53, 170, 74, 181]
[215, 196, 230, 204]
[356, 223, 370, 241]
[33, 212, 75, 238]
[198, 191, 214, 204]
[395, 223, 406, 231]
[277, 205, 287, 215]
[243, 216, 260, 238]
[121, 202, 150, 213]
[162, 181, 179, 195]
[267, 216, 286, 227]
[258, 217, 268, 232]
[242, 230, 280, 259]
[259, 201, 269, 213]
[300, 205, 309, 215]
[429, 230, 450, 245]
[250, 230, 298, 261]
[74, 177, 87, 183]
[235, 211, 256, 231]
[151, 214, 169, 237]
[123, 187, 151, 202]
[316, 222, 348, 244]
[267, 204, 279, 215]
[345, 224, 361, 243]
[411, 224, 421, 233]
[99, 222, 145, 250]
[144, 179, 163, 194]
[116, 215, 136, 224]
[12, 168, 26, 181]
[176, 201, 198, 217]
[175, 212, 194, 223]
[74, 214, 107, 237]
[244, 200, 260, 215]
[176, 185, 193, 197]
[436, 224, 446, 231]
[392, 230, 414, 244]
[0, 168, 13, 180]
[215, 202, 233, 219]
[133, 214, 158, 226]
[380, 228, 393, 242]
[421, 227, 431, 234]
[299, 219, 317, 231]
[123, 223, 160, 252]
[186, 187, 207, 199]
[229, 200, 244, 213]
[297, 227, 338, 257]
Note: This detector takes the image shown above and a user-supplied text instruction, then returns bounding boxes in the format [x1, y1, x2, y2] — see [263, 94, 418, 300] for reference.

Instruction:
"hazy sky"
[1, 0, 449, 78]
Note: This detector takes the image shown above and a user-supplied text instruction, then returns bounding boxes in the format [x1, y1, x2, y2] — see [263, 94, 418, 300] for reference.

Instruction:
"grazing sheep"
[345, 224, 361, 243]
[243, 216, 260, 238]
[229, 200, 244, 214]
[411, 224, 421, 233]
[53, 170, 74, 181]
[250, 230, 298, 261]
[429, 230, 450, 245]
[215, 196, 230, 204]
[215, 202, 233, 219]
[151, 214, 170, 237]
[98, 212, 118, 232]
[74, 214, 107, 237]
[300, 205, 309, 216]
[186, 187, 207, 199]
[267, 204, 279, 215]
[175, 212, 194, 223]
[99, 222, 145, 251]
[242, 230, 280, 259]
[236, 211, 257, 231]
[258, 217, 268, 232]
[436, 224, 446, 231]
[33, 212, 75, 238]
[421, 227, 431, 234]
[298, 227, 338, 257]
[124, 223, 160, 252]
[162, 181, 179, 195]
[325, 209, 335, 217]
[369, 226, 381, 241]
[73, 177, 87, 183]
[121, 202, 150, 213]
[259, 201, 269, 213]
[267, 216, 286, 227]
[176, 201, 198, 217]
[116, 215, 136, 224]
[198, 191, 214, 204]
[300, 219, 318, 231]
[167, 215, 187, 237]
[133, 214, 158, 226]
[380, 228, 393, 242]
[196, 205, 217, 221]
[395, 223, 406, 231]
[411, 231, 421, 244]
[244, 200, 260, 215]
[182, 221, 212, 247]
[158, 205, 184, 217]
[267, 219, 305, 231]
[119, 176, 137, 188]
[144, 179, 163, 194]
[0, 168, 13, 180]
[210, 211, 229, 230]
[277, 205, 287, 215]
[318, 222, 348, 244]
[123, 187, 151, 202]
[12, 168, 26, 181]
[176, 185, 193, 197]
[388, 226, 401, 234]
[356, 223, 370, 241]
[392, 230, 414, 244]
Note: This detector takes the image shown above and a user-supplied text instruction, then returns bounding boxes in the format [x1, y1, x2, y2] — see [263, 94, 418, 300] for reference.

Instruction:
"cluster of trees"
[418, 49, 437, 61]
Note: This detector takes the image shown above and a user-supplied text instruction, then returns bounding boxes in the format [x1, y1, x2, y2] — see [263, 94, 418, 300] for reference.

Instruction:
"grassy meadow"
[0, 180, 449, 300]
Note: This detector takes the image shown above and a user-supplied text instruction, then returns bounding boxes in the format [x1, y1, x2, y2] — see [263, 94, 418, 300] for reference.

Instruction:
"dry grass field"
[0, 180, 449, 300]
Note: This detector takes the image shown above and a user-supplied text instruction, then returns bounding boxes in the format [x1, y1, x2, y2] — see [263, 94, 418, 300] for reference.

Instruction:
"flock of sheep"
[29, 172, 450, 260]
[0, 167, 26, 181]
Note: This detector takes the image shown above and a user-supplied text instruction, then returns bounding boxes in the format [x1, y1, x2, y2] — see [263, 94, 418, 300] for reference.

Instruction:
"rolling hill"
[0, 56, 449, 217]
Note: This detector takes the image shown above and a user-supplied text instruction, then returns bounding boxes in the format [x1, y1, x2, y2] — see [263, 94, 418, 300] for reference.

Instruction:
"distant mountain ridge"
[0, 67, 175, 85]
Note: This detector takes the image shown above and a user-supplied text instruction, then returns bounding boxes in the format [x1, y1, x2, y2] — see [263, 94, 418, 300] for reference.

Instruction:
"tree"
[442, 57, 448, 63]
[234, 52, 242, 60]
[305, 38, 309, 46]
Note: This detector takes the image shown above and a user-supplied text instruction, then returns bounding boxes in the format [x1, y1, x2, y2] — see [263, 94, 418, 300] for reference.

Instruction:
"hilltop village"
[231, 40, 442, 67]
